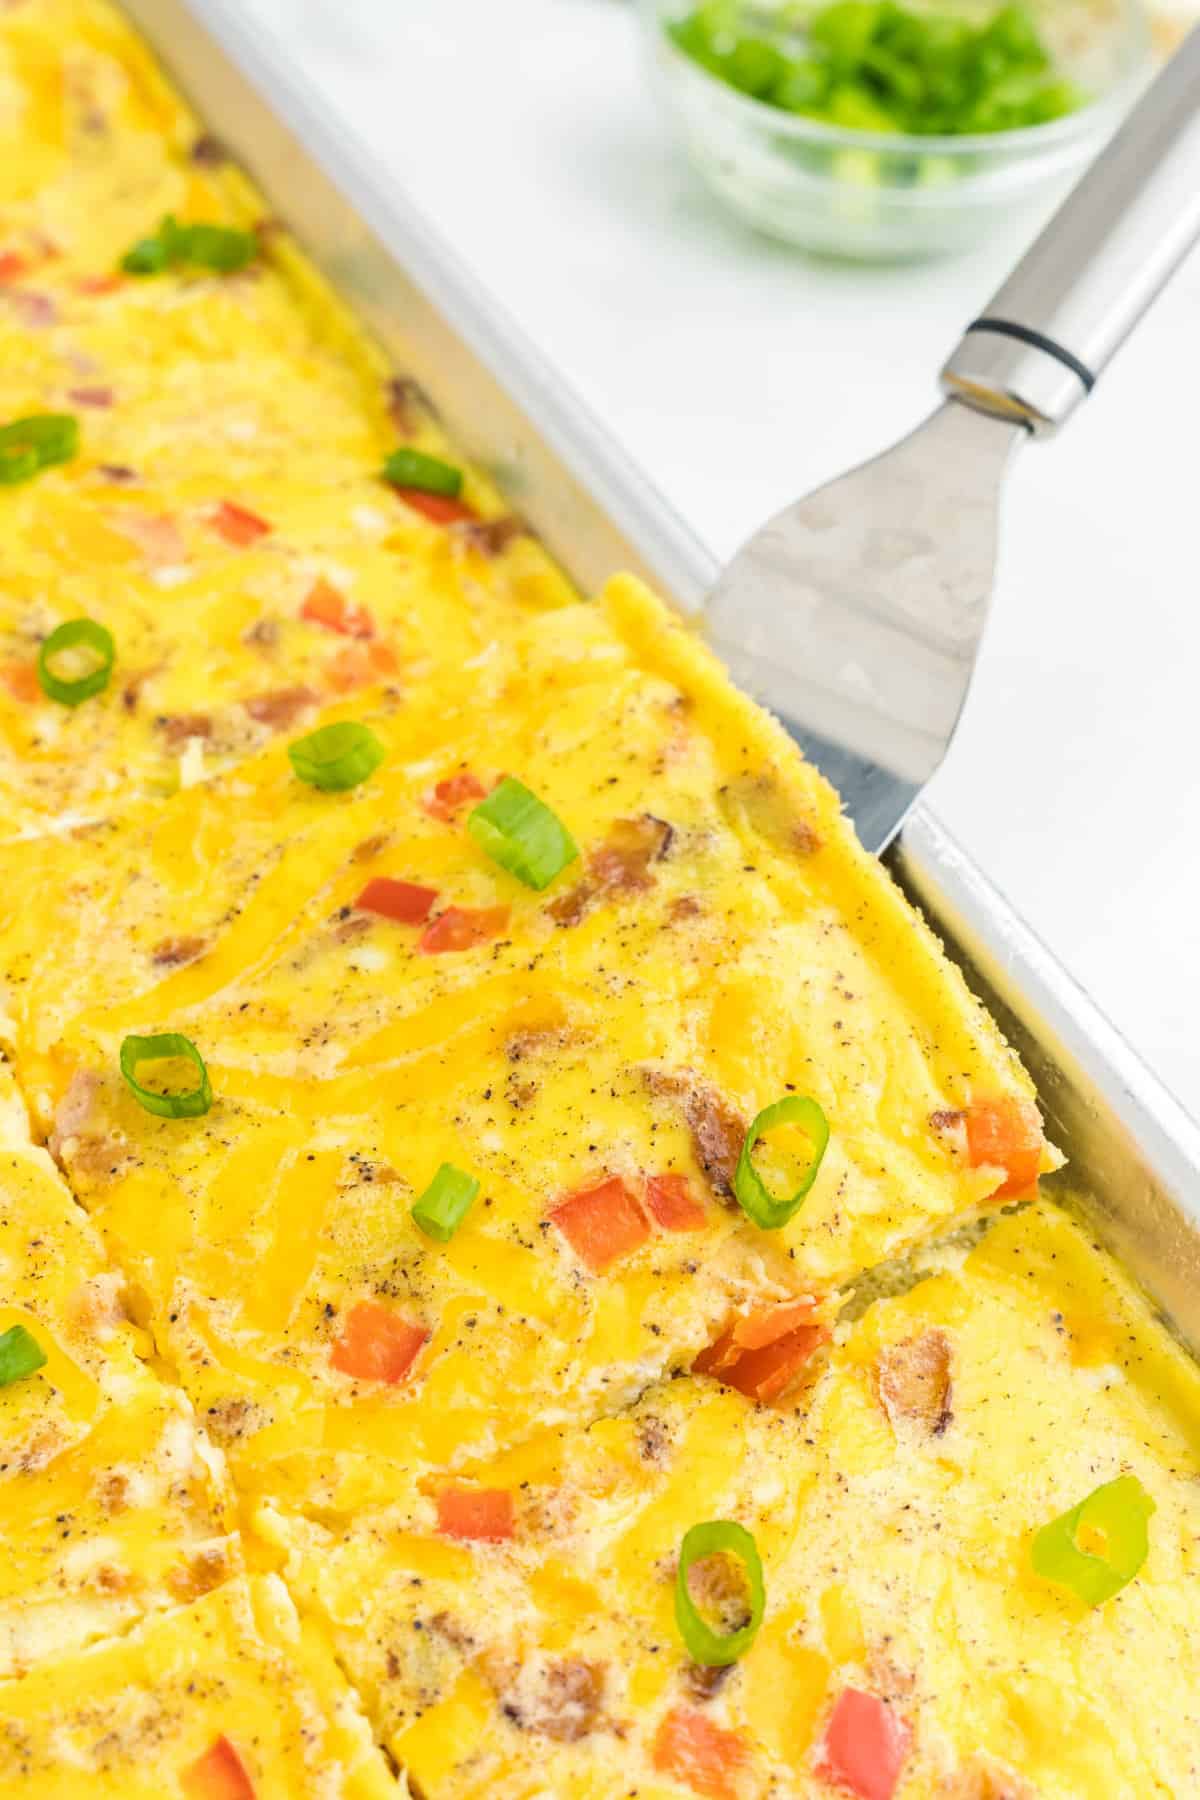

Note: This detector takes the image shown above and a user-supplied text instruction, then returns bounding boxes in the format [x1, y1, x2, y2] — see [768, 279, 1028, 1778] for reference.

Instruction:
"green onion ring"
[121, 213, 257, 277]
[0, 413, 79, 486]
[467, 776, 578, 891]
[119, 1032, 213, 1119]
[0, 1323, 47, 1388]
[121, 233, 172, 275]
[1032, 1474, 1155, 1607]
[675, 1519, 766, 1666]
[179, 220, 258, 272]
[411, 1162, 480, 1244]
[37, 618, 115, 707]
[288, 721, 385, 792]
[733, 1095, 830, 1230]
[381, 448, 463, 497]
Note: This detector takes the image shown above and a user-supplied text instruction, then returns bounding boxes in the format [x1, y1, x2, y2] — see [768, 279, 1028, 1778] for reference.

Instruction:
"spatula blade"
[705, 400, 1023, 852]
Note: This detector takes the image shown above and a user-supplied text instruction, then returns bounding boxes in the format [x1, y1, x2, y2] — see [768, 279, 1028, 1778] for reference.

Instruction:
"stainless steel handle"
[940, 30, 1200, 433]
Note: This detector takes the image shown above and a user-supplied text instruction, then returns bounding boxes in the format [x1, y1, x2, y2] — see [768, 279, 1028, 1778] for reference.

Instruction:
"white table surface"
[240, 0, 1198, 1114]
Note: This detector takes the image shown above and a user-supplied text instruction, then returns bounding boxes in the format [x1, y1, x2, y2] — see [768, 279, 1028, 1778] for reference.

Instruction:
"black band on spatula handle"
[940, 28, 1200, 433]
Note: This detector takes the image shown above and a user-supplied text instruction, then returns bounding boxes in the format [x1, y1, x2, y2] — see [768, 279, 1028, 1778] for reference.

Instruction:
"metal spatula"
[707, 30, 1200, 853]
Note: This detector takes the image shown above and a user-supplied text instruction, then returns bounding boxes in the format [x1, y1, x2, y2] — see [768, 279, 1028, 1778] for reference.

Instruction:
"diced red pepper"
[330, 1302, 428, 1385]
[964, 1096, 1043, 1197]
[209, 500, 271, 547]
[301, 576, 375, 639]
[416, 904, 509, 955]
[549, 1176, 651, 1274]
[76, 272, 124, 295]
[326, 640, 398, 694]
[694, 1312, 827, 1404]
[694, 1299, 820, 1371]
[728, 1297, 819, 1352]
[652, 1706, 748, 1800]
[644, 1173, 707, 1232]
[1, 661, 39, 703]
[719, 1328, 827, 1403]
[67, 385, 114, 408]
[0, 252, 27, 283]
[393, 487, 475, 526]
[355, 877, 438, 926]
[423, 770, 487, 821]
[181, 1736, 255, 1800]
[815, 1688, 911, 1800]
[436, 1486, 514, 1542]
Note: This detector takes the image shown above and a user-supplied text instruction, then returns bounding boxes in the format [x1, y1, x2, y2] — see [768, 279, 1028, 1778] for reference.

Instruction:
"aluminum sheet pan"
[121, 0, 1200, 1351]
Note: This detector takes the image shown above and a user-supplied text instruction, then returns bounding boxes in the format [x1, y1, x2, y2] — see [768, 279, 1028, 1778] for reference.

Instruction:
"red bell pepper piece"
[210, 500, 271, 547]
[301, 577, 374, 639]
[330, 1302, 428, 1385]
[355, 877, 438, 926]
[1, 661, 38, 703]
[416, 905, 509, 955]
[423, 770, 487, 821]
[815, 1688, 912, 1800]
[964, 1096, 1043, 1196]
[393, 487, 475, 525]
[181, 1736, 255, 1800]
[652, 1706, 747, 1800]
[693, 1303, 828, 1404]
[644, 1173, 707, 1232]
[727, 1298, 819, 1351]
[436, 1487, 514, 1542]
[326, 640, 398, 694]
[549, 1176, 651, 1274]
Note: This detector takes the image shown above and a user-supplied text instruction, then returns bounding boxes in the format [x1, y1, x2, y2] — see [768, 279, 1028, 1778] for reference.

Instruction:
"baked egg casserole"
[1, 2, 1197, 1795]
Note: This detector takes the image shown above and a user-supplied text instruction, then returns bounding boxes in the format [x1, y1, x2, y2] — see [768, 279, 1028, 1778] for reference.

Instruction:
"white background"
[241, 0, 1198, 1112]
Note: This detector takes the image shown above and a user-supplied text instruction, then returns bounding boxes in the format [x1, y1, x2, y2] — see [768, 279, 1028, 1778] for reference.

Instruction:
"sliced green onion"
[675, 1519, 766, 1667]
[37, 618, 115, 707]
[119, 1032, 213, 1119]
[1032, 1474, 1155, 1607]
[467, 776, 578, 891]
[0, 1323, 47, 1388]
[666, 0, 1084, 138]
[0, 414, 79, 486]
[288, 721, 385, 793]
[412, 1162, 480, 1244]
[121, 213, 257, 277]
[734, 1095, 830, 1230]
[381, 448, 463, 498]
[178, 221, 258, 272]
[121, 233, 172, 275]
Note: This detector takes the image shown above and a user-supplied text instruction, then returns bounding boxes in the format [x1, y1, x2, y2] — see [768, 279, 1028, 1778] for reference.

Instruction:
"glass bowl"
[637, 0, 1150, 260]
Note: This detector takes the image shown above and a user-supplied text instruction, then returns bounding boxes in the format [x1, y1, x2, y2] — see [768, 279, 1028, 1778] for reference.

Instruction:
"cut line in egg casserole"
[1, 2, 1197, 1796]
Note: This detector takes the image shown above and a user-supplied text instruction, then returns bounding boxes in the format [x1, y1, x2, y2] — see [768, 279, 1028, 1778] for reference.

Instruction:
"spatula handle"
[940, 28, 1200, 434]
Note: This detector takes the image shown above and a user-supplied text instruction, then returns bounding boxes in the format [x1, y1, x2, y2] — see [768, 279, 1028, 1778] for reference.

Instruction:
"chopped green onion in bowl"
[667, 0, 1086, 136]
[642, 0, 1145, 258]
